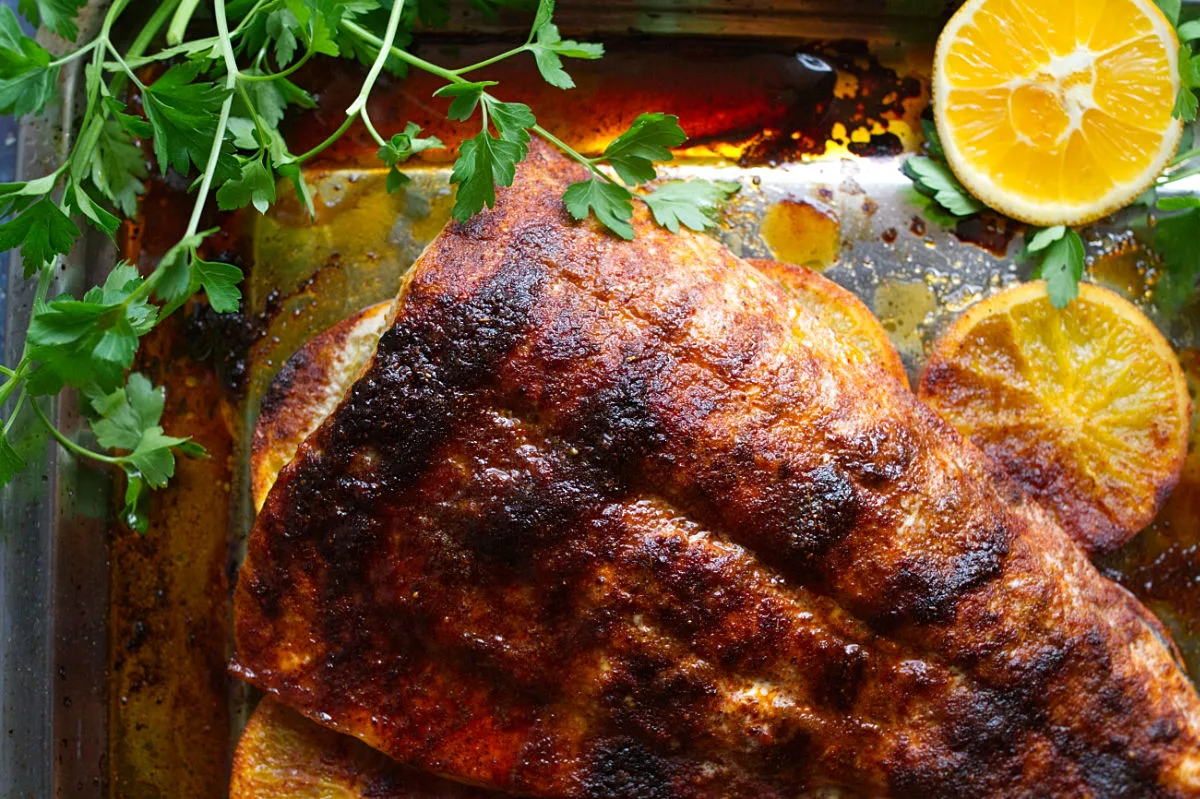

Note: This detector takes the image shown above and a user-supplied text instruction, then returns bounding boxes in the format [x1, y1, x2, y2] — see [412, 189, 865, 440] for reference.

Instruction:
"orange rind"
[919, 280, 1191, 554]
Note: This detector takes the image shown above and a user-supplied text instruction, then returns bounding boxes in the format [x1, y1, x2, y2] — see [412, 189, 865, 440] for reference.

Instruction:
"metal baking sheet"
[2, 2, 1198, 797]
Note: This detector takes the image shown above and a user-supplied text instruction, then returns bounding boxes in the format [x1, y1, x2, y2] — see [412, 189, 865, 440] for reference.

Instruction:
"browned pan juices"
[102, 32, 1199, 798]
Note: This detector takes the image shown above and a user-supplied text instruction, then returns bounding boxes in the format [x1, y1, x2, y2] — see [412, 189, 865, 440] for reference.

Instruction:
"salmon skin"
[233, 142, 1200, 798]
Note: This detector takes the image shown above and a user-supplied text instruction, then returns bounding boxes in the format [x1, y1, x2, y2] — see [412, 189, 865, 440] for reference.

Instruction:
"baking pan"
[2, 1, 1197, 796]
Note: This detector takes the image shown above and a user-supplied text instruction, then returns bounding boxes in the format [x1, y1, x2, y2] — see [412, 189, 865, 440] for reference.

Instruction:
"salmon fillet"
[233, 142, 1200, 797]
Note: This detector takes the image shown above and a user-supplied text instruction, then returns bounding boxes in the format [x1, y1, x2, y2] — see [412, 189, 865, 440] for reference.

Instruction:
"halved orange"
[749, 258, 910, 387]
[918, 281, 1191, 554]
[933, 0, 1183, 227]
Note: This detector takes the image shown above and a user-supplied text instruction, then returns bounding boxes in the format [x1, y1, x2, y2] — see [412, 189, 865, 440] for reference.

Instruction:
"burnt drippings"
[285, 37, 923, 170]
[737, 41, 925, 165]
[952, 214, 1020, 259]
[184, 269, 281, 398]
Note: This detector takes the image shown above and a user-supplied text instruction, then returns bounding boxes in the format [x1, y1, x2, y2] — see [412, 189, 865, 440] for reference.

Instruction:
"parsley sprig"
[907, 108, 1200, 310]
[0, 0, 738, 531]
[1157, 0, 1200, 120]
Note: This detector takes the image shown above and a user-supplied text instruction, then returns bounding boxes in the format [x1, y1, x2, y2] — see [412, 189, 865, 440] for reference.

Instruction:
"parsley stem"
[166, 0, 202, 46]
[0, 381, 16, 410]
[531, 123, 618, 185]
[296, 113, 358, 163]
[345, 0, 407, 117]
[339, 20, 465, 86]
[30, 397, 123, 465]
[239, 48, 315, 82]
[452, 46, 529, 77]
[47, 40, 100, 68]
[236, 82, 272, 156]
[1170, 146, 1200, 166]
[1160, 166, 1200, 186]
[127, 0, 181, 64]
[104, 42, 147, 90]
[3, 389, 26, 436]
[186, 0, 239, 238]
[360, 109, 388, 148]
[0, 363, 31, 407]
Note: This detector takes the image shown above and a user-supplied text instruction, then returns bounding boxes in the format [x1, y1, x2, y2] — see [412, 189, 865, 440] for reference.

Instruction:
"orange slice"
[230, 697, 479, 798]
[933, 0, 1183, 227]
[918, 281, 1191, 554]
[749, 259, 909, 387]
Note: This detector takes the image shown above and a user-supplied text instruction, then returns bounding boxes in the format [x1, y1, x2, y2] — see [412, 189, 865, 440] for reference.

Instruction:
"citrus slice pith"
[933, 0, 1183, 227]
[749, 258, 910, 387]
[918, 280, 1191, 555]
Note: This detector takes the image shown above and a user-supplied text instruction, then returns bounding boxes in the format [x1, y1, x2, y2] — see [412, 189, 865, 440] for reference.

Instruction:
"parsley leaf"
[283, 0, 339, 57]
[0, 429, 23, 487]
[1157, 196, 1200, 210]
[530, 0, 554, 35]
[450, 130, 525, 221]
[0, 6, 57, 117]
[434, 81, 496, 121]
[216, 156, 277, 214]
[91, 117, 148, 218]
[154, 230, 217, 308]
[483, 96, 534, 149]
[64, 178, 120, 238]
[529, 21, 603, 90]
[417, 0, 450, 28]
[1154, 207, 1200, 314]
[266, 7, 301, 66]
[920, 118, 945, 160]
[1025, 225, 1066, 254]
[26, 264, 158, 395]
[277, 161, 315, 218]
[120, 468, 151, 533]
[904, 156, 986, 217]
[602, 113, 686, 186]
[191, 257, 244, 313]
[563, 178, 634, 239]
[377, 121, 443, 192]
[0, 197, 80, 275]
[88, 372, 200, 522]
[0, 62, 57, 118]
[17, 0, 85, 41]
[142, 62, 234, 177]
[643, 179, 740, 233]
[1154, 0, 1181, 25]
[1173, 49, 1200, 121]
[1179, 20, 1200, 42]
[1037, 227, 1086, 309]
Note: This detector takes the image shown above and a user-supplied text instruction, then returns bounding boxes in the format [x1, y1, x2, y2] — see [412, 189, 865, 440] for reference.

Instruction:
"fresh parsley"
[906, 103, 1200, 310]
[1028, 227, 1086, 309]
[0, 0, 738, 530]
[1153, 202, 1200, 313]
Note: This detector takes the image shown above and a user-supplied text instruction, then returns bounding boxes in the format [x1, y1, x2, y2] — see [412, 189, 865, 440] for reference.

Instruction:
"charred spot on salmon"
[876, 529, 1009, 627]
[584, 738, 677, 799]
[563, 362, 668, 475]
[741, 462, 859, 568]
[323, 257, 546, 485]
[448, 441, 609, 570]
